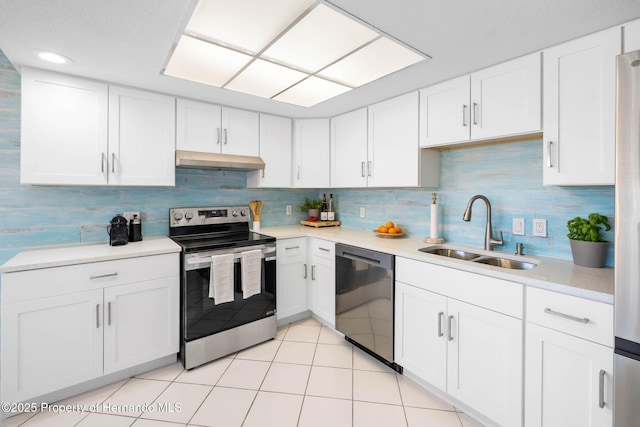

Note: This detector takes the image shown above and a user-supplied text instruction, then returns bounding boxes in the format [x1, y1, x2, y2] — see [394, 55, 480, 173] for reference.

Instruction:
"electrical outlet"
[286, 205, 292, 215]
[123, 211, 140, 221]
[360, 207, 366, 218]
[533, 218, 547, 237]
[512, 218, 525, 236]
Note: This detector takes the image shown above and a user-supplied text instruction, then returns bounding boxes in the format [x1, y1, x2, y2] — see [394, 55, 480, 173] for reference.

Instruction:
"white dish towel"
[209, 253, 234, 305]
[241, 249, 262, 299]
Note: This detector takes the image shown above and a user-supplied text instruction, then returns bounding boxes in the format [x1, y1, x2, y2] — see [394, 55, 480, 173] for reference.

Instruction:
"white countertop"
[260, 225, 614, 304]
[0, 237, 181, 274]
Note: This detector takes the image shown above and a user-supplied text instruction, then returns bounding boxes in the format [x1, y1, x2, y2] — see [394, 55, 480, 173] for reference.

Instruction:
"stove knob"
[184, 211, 193, 221]
[173, 212, 184, 221]
[240, 208, 248, 217]
[231, 209, 239, 217]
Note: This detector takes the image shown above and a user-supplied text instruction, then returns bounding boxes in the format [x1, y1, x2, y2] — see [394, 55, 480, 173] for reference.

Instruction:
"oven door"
[181, 244, 276, 342]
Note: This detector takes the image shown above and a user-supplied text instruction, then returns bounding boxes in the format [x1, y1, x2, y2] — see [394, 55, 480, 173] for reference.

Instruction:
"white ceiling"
[1, 0, 640, 118]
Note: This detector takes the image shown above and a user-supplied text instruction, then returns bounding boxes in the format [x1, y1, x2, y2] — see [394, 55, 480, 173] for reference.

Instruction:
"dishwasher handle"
[335, 244, 393, 269]
[340, 251, 381, 265]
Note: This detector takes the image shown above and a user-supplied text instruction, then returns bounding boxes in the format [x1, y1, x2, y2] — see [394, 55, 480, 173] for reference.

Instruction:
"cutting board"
[300, 220, 341, 228]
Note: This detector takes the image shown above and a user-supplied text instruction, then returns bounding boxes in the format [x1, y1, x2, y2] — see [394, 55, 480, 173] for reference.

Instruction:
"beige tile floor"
[3, 318, 485, 427]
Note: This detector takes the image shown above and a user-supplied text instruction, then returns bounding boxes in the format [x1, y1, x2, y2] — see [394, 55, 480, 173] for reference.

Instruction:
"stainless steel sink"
[419, 246, 538, 270]
[418, 247, 481, 261]
[472, 256, 537, 270]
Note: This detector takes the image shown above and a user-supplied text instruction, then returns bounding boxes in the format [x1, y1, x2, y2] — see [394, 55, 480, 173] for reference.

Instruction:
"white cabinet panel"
[419, 75, 470, 147]
[543, 27, 620, 185]
[176, 98, 221, 152]
[525, 323, 613, 427]
[221, 107, 260, 156]
[293, 119, 330, 188]
[108, 86, 176, 186]
[308, 239, 335, 327]
[20, 68, 109, 185]
[276, 238, 308, 320]
[624, 18, 640, 53]
[331, 108, 368, 188]
[248, 114, 292, 188]
[1, 289, 104, 402]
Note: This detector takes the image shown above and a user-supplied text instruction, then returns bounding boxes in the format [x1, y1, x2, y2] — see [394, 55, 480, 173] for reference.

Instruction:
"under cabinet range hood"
[175, 150, 265, 171]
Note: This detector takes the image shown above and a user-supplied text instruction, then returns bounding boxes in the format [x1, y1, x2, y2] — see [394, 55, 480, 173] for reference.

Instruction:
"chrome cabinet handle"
[96, 304, 100, 328]
[107, 302, 112, 325]
[447, 315, 454, 341]
[544, 307, 589, 324]
[472, 102, 478, 125]
[217, 128, 221, 144]
[311, 265, 316, 280]
[297, 166, 300, 180]
[285, 246, 300, 250]
[547, 141, 553, 167]
[303, 263, 307, 279]
[101, 152, 106, 173]
[599, 369, 606, 408]
[361, 161, 366, 177]
[462, 105, 467, 127]
[367, 161, 372, 177]
[319, 247, 330, 252]
[111, 153, 116, 173]
[438, 312, 444, 337]
[90, 272, 118, 280]
[224, 129, 228, 145]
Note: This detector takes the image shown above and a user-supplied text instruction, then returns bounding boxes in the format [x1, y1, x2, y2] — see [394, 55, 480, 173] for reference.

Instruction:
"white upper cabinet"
[624, 18, 640, 53]
[247, 114, 292, 188]
[420, 53, 541, 148]
[543, 27, 620, 186]
[108, 86, 176, 186]
[293, 119, 330, 188]
[330, 108, 368, 188]
[368, 92, 439, 188]
[176, 98, 259, 157]
[21, 68, 109, 185]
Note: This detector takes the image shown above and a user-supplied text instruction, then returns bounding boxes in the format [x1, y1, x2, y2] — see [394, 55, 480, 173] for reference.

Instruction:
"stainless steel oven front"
[181, 243, 276, 369]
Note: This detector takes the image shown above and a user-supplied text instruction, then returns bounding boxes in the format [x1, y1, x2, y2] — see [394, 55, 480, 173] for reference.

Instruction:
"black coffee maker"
[108, 215, 129, 246]
[128, 214, 143, 242]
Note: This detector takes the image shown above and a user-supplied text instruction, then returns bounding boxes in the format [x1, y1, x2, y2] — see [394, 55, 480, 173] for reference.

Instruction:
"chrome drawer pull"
[285, 246, 300, 250]
[90, 272, 118, 280]
[437, 312, 444, 337]
[544, 307, 589, 324]
[599, 369, 606, 408]
[319, 247, 330, 252]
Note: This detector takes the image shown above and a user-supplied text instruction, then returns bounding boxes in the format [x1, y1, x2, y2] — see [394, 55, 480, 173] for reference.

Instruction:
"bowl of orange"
[373, 221, 405, 238]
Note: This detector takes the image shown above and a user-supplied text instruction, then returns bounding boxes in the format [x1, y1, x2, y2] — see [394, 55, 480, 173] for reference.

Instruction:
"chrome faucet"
[463, 195, 504, 251]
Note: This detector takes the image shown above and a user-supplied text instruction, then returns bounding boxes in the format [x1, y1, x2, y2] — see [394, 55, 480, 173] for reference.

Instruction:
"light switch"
[512, 218, 525, 236]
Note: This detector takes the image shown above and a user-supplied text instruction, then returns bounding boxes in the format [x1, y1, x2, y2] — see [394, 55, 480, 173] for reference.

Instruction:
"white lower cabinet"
[276, 238, 309, 320]
[308, 239, 335, 327]
[395, 257, 523, 426]
[1, 253, 179, 404]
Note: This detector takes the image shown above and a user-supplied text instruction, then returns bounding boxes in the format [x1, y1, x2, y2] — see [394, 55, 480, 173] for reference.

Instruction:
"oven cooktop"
[171, 231, 275, 253]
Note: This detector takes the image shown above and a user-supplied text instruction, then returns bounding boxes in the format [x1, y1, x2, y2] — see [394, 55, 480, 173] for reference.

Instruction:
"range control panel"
[169, 206, 250, 227]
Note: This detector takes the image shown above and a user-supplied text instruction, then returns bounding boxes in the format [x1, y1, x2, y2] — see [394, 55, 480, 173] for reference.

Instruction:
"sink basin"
[418, 247, 481, 261]
[472, 256, 537, 270]
[419, 246, 538, 270]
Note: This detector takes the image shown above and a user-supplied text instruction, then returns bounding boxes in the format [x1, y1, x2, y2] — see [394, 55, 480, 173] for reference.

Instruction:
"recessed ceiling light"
[38, 51, 71, 64]
[163, 0, 429, 107]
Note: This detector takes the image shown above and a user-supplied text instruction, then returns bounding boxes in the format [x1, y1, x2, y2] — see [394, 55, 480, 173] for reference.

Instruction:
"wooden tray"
[301, 220, 341, 228]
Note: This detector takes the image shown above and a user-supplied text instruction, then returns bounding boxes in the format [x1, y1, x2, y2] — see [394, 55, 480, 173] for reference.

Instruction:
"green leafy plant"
[298, 197, 323, 212]
[566, 213, 611, 242]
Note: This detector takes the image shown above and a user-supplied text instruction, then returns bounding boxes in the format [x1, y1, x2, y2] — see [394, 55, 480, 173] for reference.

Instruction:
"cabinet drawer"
[277, 238, 307, 263]
[2, 254, 179, 304]
[526, 286, 613, 347]
[311, 239, 335, 260]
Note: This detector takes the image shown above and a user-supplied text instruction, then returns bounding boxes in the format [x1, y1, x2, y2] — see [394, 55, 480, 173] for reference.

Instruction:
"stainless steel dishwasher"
[335, 243, 401, 372]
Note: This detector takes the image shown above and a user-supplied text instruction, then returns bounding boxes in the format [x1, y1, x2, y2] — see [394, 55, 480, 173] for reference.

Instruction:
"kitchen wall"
[0, 49, 615, 268]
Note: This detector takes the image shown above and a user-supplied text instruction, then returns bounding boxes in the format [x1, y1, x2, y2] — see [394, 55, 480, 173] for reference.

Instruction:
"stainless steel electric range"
[169, 206, 276, 370]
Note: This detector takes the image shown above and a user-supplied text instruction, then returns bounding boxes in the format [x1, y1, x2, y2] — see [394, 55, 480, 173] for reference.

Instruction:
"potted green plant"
[299, 197, 323, 221]
[566, 213, 611, 268]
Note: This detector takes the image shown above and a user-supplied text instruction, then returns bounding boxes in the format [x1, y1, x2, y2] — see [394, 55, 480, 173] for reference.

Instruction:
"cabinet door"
[419, 75, 471, 147]
[525, 323, 612, 427]
[248, 114, 292, 188]
[108, 86, 176, 186]
[331, 108, 368, 188]
[1, 290, 104, 402]
[293, 119, 330, 188]
[470, 52, 541, 140]
[176, 98, 222, 153]
[447, 299, 523, 427]
[221, 107, 260, 156]
[543, 27, 619, 185]
[395, 282, 448, 389]
[368, 92, 419, 187]
[624, 19, 640, 53]
[276, 238, 308, 320]
[309, 240, 335, 327]
[103, 277, 179, 374]
[20, 68, 109, 185]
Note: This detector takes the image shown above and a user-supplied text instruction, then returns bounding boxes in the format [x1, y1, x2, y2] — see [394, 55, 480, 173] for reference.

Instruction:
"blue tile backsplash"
[0, 50, 615, 268]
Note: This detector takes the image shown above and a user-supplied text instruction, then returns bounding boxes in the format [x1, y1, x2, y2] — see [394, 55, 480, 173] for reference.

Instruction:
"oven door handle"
[187, 253, 275, 265]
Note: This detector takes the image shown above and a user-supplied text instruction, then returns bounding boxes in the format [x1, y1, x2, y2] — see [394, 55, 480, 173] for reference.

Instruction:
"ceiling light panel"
[165, 35, 252, 87]
[262, 4, 379, 72]
[225, 59, 308, 98]
[319, 37, 425, 87]
[186, 0, 314, 54]
[274, 76, 351, 107]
